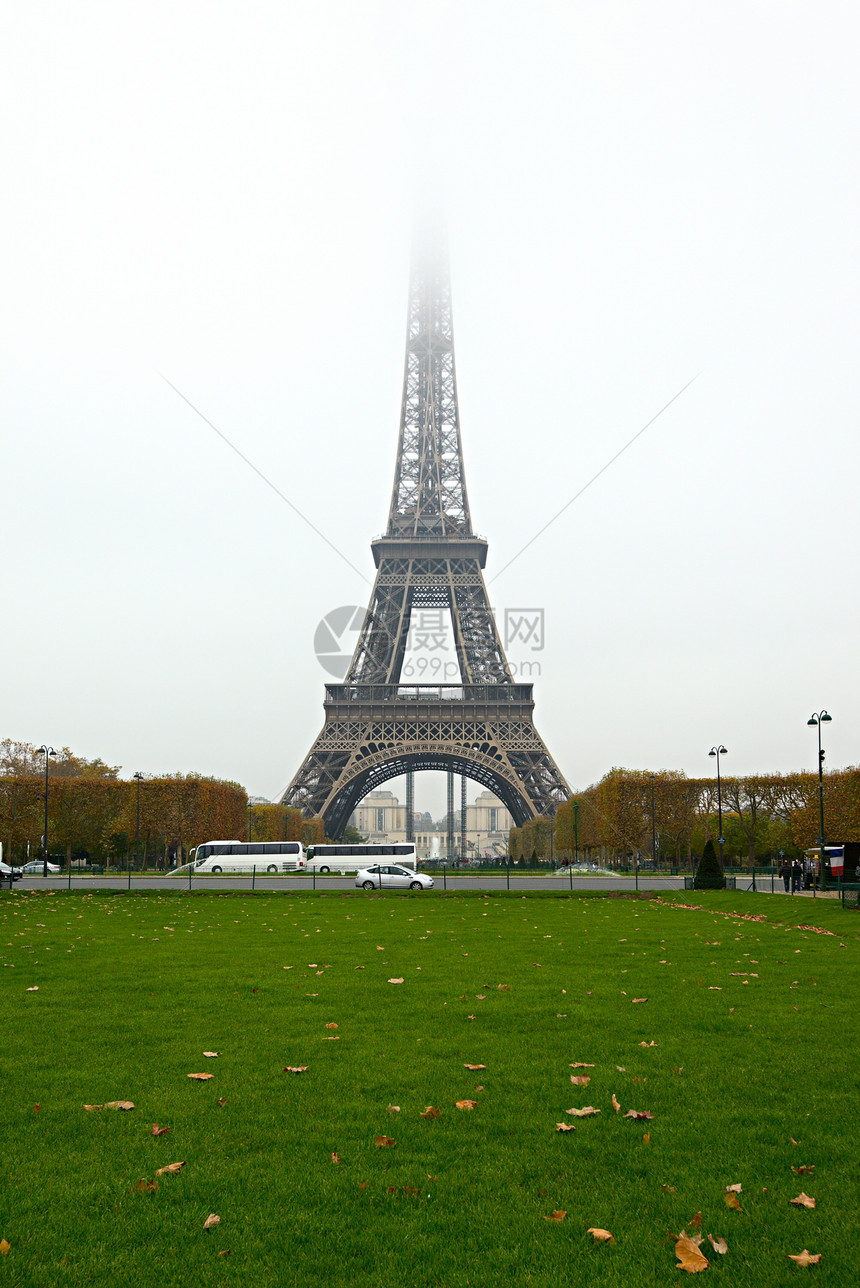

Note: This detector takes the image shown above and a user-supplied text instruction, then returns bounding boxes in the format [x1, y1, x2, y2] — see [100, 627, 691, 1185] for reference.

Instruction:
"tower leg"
[447, 771, 454, 862]
[406, 771, 414, 842]
[461, 774, 467, 864]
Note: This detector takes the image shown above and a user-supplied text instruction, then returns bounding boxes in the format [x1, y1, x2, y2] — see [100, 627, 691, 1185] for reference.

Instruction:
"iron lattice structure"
[282, 236, 570, 837]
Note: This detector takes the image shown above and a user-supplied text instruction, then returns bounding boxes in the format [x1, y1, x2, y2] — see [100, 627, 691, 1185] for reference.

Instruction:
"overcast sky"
[2, 1, 857, 815]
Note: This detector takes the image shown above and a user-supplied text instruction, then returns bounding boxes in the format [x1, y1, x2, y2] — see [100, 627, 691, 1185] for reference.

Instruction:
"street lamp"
[807, 711, 832, 891]
[650, 773, 657, 871]
[708, 746, 728, 866]
[133, 773, 144, 871]
[247, 797, 253, 843]
[36, 746, 57, 877]
[572, 800, 580, 865]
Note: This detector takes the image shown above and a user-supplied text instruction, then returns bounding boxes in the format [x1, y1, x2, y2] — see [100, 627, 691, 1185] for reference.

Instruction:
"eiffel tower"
[282, 233, 570, 836]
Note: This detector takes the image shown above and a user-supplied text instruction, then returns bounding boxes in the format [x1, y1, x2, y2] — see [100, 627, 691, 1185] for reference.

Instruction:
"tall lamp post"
[247, 797, 253, 843]
[133, 773, 144, 871]
[807, 711, 832, 891]
[36, 746, 57, 877]
[708, 746, 728, 868]
[650, 773, 657, 870]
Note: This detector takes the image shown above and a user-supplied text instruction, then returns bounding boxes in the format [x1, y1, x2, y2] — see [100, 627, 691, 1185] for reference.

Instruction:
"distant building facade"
[349, 788, 512, 860]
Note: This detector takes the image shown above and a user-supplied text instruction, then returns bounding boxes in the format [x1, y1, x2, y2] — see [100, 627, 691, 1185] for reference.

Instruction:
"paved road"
[10, 873, 783, 894]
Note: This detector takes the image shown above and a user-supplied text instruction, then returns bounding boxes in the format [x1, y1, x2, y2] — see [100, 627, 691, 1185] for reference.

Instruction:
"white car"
[20, 861, 61, 875]
[355, 864, 434, 891]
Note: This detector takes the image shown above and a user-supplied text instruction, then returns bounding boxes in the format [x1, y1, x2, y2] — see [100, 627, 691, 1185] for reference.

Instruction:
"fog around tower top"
[2, 2, 857, 812]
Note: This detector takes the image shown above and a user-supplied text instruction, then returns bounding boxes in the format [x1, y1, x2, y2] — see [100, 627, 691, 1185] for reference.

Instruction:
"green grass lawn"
[2, 889, 858, 1286]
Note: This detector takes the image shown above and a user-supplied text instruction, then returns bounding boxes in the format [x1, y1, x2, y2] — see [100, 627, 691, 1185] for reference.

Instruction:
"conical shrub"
[694, 839, 726, 890]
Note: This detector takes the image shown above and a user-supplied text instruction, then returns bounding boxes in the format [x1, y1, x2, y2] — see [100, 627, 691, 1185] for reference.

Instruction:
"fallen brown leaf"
[283, 1066, 308, 1073]
[498, 984, 509, 990]
[26, 986, 39, 992]
[631, 998, 648, 1004]
[387, 1104, 400, 1113]
[662, 1185, 677, 1194]
[643, 1132, 651, 1143]
[638, 1040, 659, 1048]
[203, 1051, 219, 1058]
[566, 1106, 600, 1117]
[787, 1250, 821, 1267]
[218, 1098, 227, 1107]
[724, 1193, 743, 1211]
[325, 1022, 338, 1029]
[675, 1232, 709, 1273]
[203, 1213, 220, 1231]
[33, 1104, 40, 1113]
[104, 1101, 135, 1110]
[790, 1193, 816, 1209]
[611, 1094, 621, 1113]
[570, 1075, 590, 1086]
[388, 978, 404, 984]
[708, 1234, 727, 1255]
[587, 1228, 615, 1243]
[724, 1182, 742, 1193]
[154, 1161, 186, 1176]
[790, 1136, 800, 1145]
[375, 1135, 396, 1148]
[792, 1165, 815, 1175]
[218, 1250, 231, 1257]
[151, 1124, 170, 1137]
[135, 1179, 158, 1194]
[403, 1185, 420, 1197]
[555, 1123, 576, 1132]
[331, 1152, 341, 1164]
[625, 1110, 653, 1120]
[690, 1213, 702, 1229]
[464, 1064, 486, 1070]
[0, 1239, 9, 1255]
[570, 1062, 595, 1068]
[543, 1210, 566, 1222]
[456, 1099, 478, 1110]
[187, 1073, 214, 1082]
[420, 1106, 441, 1119]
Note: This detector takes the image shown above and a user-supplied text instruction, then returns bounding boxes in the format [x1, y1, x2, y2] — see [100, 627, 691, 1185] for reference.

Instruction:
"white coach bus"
[187, 840, 307, 874]
[307, 842, 417, 875]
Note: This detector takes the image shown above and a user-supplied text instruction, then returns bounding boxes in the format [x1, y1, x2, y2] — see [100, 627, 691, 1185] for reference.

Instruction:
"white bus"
[307, 842, 417, 875]
[187, 840, 307, 874]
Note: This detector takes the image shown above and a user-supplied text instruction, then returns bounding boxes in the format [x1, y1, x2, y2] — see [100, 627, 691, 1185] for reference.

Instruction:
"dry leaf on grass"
[388, 978, 404, 984]
[625, 1110, 653, 1120]
[464, 1064, 486, 1070]
[26, 986, 39, 992]
[724, 1193, 743, 1211]
[631, 998, 648, 1004]
[570, 1075, 590, 1086]
[203, 1213, 220, 1231]
[543, 1210, 566, 1222]
[662, 1185, 677, 1194]
[218, 1098, 227, 1108]
[566, 1106, 600, 1117]
[387, 1104, 400, 1113]
[792, 1165, 815, 1175]
[790, 1193, 816, 1209]
[187, 1073, 214, 1082]
[420, 1106, 441, 1119]
[155, 1162, 186, 1176]
[331, 1153, 341, 1164]
[151, 1124, 170, 1137]
[0, 1239, 9, 1255]
[587, 1228, 615, 1243]
[33, 1105, 40, 1114]
[787, 1250, 821, 1267]
[135, 1179, 158, 1194]
[555, 1123, 576, 1132]
[612, 1094, 621, 1113]
[283, 1066, 308, 1073]
[725, 1183, 742, 1193]
[456, 1100, 478, 1110]
[218, 1250, 231, 1257]
[638, 1040, 659, 1048]
[675, 1232, 709, 1273]
[643, 1133, 651, 1144]
[375, 1135, 396, 1148]
[203, 1051, 219, 1058]
[83, 1101, 134, 1111]
[708, 1235, 727, 1255]
[325, 1023, 338, 1029]
[570, 1062, 594, 1068]
[689, 1213, 702, 1229]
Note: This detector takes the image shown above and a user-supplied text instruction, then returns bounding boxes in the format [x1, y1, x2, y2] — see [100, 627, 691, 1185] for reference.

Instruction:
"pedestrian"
[780, 858, 791, 893]
[791, 859, 802, 894]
